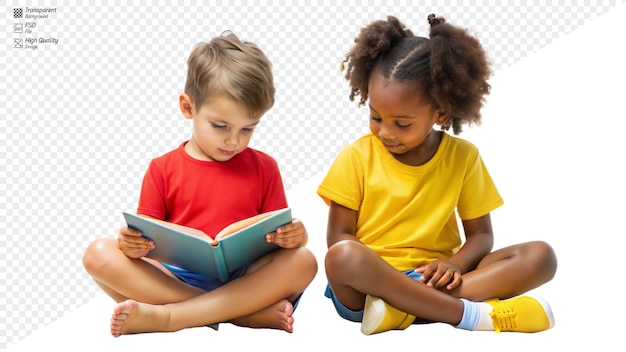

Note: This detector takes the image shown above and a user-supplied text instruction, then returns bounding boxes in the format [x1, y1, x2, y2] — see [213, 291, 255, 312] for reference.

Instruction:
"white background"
[2, 1, 625, 350]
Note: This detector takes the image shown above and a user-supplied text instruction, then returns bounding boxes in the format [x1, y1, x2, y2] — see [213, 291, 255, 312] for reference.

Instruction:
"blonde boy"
[83, 32, 317, 336]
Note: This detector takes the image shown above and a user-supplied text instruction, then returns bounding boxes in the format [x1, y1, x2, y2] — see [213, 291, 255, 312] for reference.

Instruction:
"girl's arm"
[449, 213, 495, 273]
[327, 201, 360, 247]
[417, 213, 494, 289]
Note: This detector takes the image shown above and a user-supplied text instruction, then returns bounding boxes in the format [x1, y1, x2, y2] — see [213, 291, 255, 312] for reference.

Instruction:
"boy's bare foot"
[110, 299, 168, 337]
[231, 299, 295, 333]
[112, 298, 295, 336]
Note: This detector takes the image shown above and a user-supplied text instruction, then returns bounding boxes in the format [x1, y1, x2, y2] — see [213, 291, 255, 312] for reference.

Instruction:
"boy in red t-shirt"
[82, 31, 317, 337]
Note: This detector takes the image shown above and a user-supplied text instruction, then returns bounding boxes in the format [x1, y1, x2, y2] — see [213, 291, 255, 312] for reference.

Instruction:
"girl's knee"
[527, 241, 557, 279]
[325, 240, 365, 278]
[540, 241, 557, 272]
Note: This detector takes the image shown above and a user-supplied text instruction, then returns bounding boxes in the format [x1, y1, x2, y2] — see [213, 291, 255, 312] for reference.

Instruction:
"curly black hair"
[341, 14, 491, 135]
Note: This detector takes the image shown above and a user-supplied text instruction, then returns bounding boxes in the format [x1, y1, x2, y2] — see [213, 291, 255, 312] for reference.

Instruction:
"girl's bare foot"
[110, 299, 169, 337]
[231, 299, 295, 333]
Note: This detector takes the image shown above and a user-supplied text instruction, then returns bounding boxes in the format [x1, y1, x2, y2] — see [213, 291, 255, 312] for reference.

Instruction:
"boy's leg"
[111, 246, 317, 335]
[228, 247, 315, 331]
[83, 238, 204, 304]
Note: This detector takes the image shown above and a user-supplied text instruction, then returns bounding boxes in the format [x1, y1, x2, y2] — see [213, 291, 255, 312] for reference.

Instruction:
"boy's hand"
[265, 218, 308, 249]
[415, 259, 462, 290]
[117, 226, 155, 259]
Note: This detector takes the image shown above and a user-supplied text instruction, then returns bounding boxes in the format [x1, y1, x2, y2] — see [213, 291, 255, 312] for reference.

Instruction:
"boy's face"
[180, 94, 261, 162]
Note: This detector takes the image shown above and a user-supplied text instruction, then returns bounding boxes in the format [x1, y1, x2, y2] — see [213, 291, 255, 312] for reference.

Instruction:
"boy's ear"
[179, 94, 194, 119]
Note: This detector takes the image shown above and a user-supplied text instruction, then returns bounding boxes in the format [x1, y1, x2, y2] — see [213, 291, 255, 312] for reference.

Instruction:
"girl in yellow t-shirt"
[318, 14, 557, 335]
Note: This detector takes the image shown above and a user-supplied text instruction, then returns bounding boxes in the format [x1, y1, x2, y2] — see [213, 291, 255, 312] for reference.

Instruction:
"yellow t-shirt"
[317, 132, 503, 271]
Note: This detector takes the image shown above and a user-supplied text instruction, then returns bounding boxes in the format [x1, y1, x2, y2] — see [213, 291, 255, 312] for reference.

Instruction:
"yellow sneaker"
[361, 295, 416, 335]
[487, 295, 555, 333]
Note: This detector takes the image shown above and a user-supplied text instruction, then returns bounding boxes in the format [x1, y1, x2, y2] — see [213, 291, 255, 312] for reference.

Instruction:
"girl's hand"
[415, 259, 462, 290]
[117, 226, 155, 259]
[265, 218, 308, 249]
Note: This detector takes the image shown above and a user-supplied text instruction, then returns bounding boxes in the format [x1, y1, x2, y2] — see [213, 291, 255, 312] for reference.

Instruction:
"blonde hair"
[184, 31, 275, 118]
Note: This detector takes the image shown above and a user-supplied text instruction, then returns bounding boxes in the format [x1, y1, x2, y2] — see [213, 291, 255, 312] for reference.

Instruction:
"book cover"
[122, 207, 292, 281]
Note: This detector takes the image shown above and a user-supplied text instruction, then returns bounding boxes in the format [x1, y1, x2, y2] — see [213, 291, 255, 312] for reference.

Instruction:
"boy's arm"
[266, 218, 308, 249]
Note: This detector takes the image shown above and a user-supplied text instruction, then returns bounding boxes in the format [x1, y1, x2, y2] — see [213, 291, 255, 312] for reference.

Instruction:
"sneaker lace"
[489, 303, 517, 333]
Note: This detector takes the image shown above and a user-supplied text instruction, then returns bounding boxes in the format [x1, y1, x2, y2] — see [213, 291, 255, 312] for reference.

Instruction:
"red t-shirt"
[137, 141, 288, 239]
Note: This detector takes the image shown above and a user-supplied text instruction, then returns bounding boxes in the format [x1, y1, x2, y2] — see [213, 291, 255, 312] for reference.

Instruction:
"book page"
[144, 217, 215, 244]
[214, 209, 283, 241]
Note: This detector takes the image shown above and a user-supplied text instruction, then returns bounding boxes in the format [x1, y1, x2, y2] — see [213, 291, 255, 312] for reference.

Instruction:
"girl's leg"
[445, 241, 557, 301]
[83, 238, 205, 304]
[324, 240, 465, 325]
[325, 239, 556, 333]
[111, 246, 317, 335]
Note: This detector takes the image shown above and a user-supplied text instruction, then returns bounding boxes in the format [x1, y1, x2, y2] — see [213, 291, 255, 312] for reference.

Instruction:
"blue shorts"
[324, 269, 422, 322]
[162, 262, 302, 311]
[161, 262, 250, 291]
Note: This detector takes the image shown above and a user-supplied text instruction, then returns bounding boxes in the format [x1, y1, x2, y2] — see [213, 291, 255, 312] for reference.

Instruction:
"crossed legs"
[324, 239, 557, 325]
[83, 238, 317, 336]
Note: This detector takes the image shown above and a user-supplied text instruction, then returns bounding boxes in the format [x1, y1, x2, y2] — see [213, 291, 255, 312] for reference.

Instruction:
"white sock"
[475, 302, 495, 331]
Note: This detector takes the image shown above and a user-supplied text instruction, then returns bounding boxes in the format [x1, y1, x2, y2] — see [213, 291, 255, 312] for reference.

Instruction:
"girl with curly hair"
[318, 14, 557, 335]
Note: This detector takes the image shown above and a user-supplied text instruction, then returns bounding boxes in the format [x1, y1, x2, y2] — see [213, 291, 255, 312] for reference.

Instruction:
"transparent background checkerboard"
[1, 0, 622, 348]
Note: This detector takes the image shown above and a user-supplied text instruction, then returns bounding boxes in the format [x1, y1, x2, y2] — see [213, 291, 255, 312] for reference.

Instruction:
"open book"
[123, 207, 292, 281]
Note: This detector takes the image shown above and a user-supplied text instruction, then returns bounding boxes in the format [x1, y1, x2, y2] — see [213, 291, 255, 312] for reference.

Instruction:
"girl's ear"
[435, 110, 450, 126]
[179, 94, 194, 119]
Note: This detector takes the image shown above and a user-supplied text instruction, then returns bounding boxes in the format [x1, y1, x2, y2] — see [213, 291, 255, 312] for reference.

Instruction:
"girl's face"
[180, 94, 260, 162]
[368, 72, 448, 165]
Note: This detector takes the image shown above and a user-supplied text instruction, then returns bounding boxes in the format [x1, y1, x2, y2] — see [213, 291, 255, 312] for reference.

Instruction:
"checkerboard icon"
[14, 8, 23, 18]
